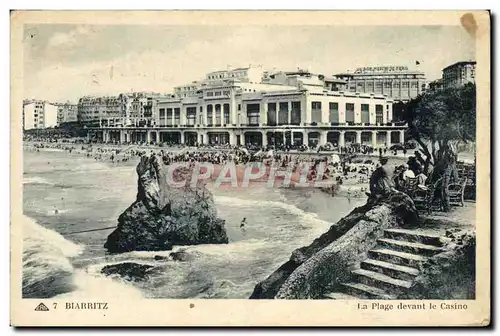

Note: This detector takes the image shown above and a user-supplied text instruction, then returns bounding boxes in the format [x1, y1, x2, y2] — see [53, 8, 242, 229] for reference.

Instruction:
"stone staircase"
[323, 228, 450, 300]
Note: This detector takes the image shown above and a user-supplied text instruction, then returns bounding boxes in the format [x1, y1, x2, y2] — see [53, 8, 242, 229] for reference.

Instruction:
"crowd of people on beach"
[25, 135, 382, 198]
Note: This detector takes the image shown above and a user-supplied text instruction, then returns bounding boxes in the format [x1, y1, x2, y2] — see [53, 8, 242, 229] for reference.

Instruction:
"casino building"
[88, 67, 407, 148]
[334, 66, 426, 102]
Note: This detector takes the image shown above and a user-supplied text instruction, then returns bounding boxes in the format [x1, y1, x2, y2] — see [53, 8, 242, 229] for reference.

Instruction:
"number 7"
[53, 303, 57, 309]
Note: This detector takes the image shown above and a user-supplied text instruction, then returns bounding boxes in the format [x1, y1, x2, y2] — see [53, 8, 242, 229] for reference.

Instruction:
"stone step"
[351, 268, 413, 292]
[322, 292, 360, 300]
[368, 248, 428, 269]
[377, 238, 444, 257]
[361, 258, 419, 282]
[340, 282, 396, 300]
[383, 228, 449, 247]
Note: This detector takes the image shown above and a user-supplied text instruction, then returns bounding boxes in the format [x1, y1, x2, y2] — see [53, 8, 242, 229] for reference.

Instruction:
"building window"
[278, 102, 288, 125]
[215, 105, 222, 125]
[207, 105, 213, 125]
[206, 92, 214, 97]
[345, 103, 355, 123]
[186, 107, 197, 126]
[375, 105, 384, 124]
[200, 106, 203, 113]
[291, 101, 301, 125]
[267, 102, 277, 126]
[402, 81, 409, 88]
[246, 103, 260, 125]
[166, 108, 173, 125]
[223, 90, 230, 96]
[159, 108, 165, 118]
[223, 104, 230, 124]
[215, 91, 221, 96]
[329, 102, 339, 123]
[311, 101, 322, 123]
[174, 108, 181, 125]
[361, 104, 370, 124]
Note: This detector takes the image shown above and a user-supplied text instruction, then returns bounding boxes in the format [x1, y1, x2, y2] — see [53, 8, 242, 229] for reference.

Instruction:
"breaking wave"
[214, 195, 331, 227]
[22, 215, 83, 298]
[23, 176, 52, 185]
[22, 216, 143, 299]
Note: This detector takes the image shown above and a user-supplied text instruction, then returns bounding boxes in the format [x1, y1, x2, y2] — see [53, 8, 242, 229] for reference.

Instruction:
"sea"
[22, 148, 364, 299]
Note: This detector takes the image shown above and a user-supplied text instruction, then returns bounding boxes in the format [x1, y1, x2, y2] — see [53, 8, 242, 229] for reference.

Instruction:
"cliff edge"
[250, 192, 418, 299]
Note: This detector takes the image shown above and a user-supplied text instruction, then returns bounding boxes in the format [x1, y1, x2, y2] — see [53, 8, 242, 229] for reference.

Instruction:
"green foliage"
[402, 83, 476, 211]
[405, 83, 476, 144]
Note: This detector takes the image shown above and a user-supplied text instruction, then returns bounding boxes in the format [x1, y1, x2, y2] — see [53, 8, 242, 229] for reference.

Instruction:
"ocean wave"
[23, 176, 52, 185]
[54, 270, 143, 300]
[22, 216, 84, 298]
[214, 195, 330, 227]
[22, 215, 143, 299]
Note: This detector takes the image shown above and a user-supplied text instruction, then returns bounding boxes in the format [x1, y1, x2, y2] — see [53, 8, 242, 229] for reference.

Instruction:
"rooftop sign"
[354, 66, 409, 74]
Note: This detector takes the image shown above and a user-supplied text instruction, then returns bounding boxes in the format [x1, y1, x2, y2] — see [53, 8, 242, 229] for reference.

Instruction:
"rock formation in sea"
[104, 154, 228, 253]
[250, 192, 418, 299]
[101, 262, 155, 281]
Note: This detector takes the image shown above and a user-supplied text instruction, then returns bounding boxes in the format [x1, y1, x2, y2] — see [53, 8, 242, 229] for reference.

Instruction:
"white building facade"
[23, 100, 58, 130]
[88, 68, 406, 148]
[56, 103, 78, 125]
[442, 61, 476, 89]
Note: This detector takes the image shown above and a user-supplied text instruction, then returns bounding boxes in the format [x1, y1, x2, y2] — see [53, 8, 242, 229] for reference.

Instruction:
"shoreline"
[23, 145, 370, 200]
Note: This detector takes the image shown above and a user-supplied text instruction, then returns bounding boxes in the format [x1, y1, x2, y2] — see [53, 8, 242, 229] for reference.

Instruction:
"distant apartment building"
[88, 67, 406, 148]
[334, 66, 426, 102]
[23, 100, 58, 130]
[442, 61, 476, 89]
[77, 95, 126, 128]
[55, 103, 78, 125]
[173, 65, 265, 98]
[77, 92, 162, 128]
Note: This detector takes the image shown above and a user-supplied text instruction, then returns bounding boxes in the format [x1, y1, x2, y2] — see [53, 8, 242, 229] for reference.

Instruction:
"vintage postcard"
[10, 10, 490, 326]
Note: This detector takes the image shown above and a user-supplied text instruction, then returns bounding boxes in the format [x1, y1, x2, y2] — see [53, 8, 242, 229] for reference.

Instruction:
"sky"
[22, 24, 475, 103]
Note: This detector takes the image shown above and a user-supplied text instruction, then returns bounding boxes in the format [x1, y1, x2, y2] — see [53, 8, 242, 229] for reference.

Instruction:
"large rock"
[250, 192, 418, 299]
[101, 262, 155, 281]
[104, 154, 228, 253]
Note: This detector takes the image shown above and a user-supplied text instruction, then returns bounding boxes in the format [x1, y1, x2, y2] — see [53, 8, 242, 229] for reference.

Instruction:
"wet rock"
[250, 191, 418, 299]
[104, 154, 228, 253]
[169, 248, 199, 262]
[153, 255, 169, 261]
[101, 262, 155, 281]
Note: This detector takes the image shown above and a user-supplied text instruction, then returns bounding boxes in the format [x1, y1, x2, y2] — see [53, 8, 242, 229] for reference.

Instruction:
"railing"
[86, 120, 409, 129]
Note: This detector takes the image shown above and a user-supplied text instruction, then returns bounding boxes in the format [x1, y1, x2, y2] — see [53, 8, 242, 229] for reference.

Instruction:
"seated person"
[415, 169, 429, 191]
[402, 164, 415, 180]
[366, 157, 393, 200]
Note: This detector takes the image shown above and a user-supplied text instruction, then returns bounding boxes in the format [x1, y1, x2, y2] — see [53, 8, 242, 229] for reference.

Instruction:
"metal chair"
[412, 177, 443, 215]
[447, 178, 468, 207]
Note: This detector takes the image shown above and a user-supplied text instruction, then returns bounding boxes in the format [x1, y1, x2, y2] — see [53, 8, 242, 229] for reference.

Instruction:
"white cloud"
[25, 25, 475, 102]
[47, 26, 94, 48]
